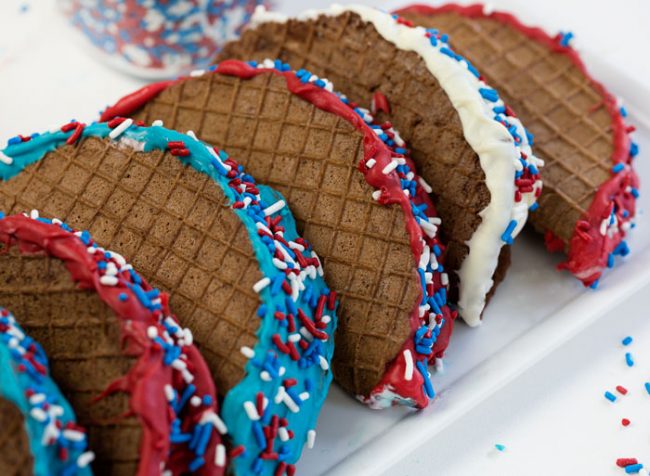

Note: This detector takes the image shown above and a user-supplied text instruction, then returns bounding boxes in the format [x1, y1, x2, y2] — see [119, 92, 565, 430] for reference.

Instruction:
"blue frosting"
[0, 308, 93, 476]
[1, 122, 338, 476]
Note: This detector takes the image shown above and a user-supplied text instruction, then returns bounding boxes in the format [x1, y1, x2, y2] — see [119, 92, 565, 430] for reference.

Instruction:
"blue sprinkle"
[439, 47, 455, 58]
[495, 444, 506, 452]
[620, 106, 628, 118]
[416, 360, 435, 398]
[7, 136, 22, 146]
[625, 352, 634, 367]
[529, 202, 539, 212]
[257, 305, 266, 318]
[589, 279, 600, 290]
[559, 31, 574, 47]
[252, 457, 263, 474]
[644, 382, 650, 395]
[607, 253, 615, 268]
[604, 391, 617, 402]
[188, 456, 205, 472]
[195, 424, 213, 456]
[622, 336, 633, 346]
[612, 163, 625, 174]
[500, 220, 518, 245]
[479, 88, 499, 102]
[252, 421, 266, 448]
[625, 463, 643, 474]
[630, 142, 639, 158]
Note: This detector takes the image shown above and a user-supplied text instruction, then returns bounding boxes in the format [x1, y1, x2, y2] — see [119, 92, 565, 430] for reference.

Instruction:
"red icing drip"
[0, 215, 224, 476]
[102, 59, 456, 409]
[396, 3, 640, 286]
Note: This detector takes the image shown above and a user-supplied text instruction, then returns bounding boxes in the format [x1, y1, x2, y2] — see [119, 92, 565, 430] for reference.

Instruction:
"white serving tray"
[296, 56, 650, 476]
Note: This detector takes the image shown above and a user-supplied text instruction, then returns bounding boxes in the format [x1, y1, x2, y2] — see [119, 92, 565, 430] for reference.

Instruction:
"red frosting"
[0, 214, 224, 476]
[101, 60, 456, 408]
[396, 3, 640, 286]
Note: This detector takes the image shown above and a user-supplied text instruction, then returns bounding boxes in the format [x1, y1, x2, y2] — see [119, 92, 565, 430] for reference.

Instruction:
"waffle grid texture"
[401, 11, 614, 243]
[216, 12, 501, 291]
[131, 71, 420, 395]
[0, 137, 262, 393]
[0, 248, 139, 476]
[0, 397, 34, 476]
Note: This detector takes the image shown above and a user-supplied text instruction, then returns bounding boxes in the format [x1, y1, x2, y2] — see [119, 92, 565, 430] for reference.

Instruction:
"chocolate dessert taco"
[100, 59, 455, 409]
[396, 3, 639, 288]
[216, 4, 543, 325]
[0, 305, 94, 476]
[0, 212, 223, 476]
[0, 123, 337, 475]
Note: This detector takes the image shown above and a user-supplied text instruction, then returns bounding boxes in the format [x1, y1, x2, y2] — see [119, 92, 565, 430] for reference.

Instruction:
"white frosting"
[252, 4, 543, 326]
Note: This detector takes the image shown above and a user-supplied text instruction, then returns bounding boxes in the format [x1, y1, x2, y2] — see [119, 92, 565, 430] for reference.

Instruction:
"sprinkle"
[604, 391, 617, 402]
[418, 177, 433, 193]
[403, 349, 414, 381]
[77, 451, 95, 468]
[495, 444, 506, 452]
[612, 163, 625, 174]
[365, 158, 376, 169]
[382, 160, 399, 175]
[622, 336, 633, 346]
[624, 463, 643, 474]
[152, 120, 164, 127]
[99, 275, 118, 286]
[263, 200, 286, 217]
[0, 151, 14, 165]
[625, 352, 634, 367]
[108, 118, 133, 139]
[479, 88, 499, 102]
[616, 385, 628, 395]
[253, 277, 271, 293]
[243, 401, 260, 421]
[644, 383, 650, 395]
[622, 418, 631, 427]
[241, 346, 255, 359]
[617, 459, 638, 468]
[306, 429, 316, 449]
[500, 220, 518, 244]
[215, 444, 226, 467]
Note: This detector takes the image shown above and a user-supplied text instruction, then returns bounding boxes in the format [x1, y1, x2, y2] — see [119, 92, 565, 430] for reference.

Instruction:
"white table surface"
[1, 1, 649, 475]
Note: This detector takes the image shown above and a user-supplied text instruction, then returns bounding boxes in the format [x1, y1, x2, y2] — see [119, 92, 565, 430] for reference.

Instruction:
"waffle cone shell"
[0, 397, 34, 476]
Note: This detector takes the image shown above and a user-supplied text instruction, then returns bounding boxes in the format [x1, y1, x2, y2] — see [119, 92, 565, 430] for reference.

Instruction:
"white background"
[1, 1, 650, 475]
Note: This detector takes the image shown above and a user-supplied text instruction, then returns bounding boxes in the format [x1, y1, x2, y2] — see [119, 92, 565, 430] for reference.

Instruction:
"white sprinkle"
[372, 190, 383, 201]
[183, 328, 193, 346]
[288, 241, 305, 252]
[320, 315, 331, 325]
[50, 405, 64, 417]
[419, 245, 431, 270]
[278, 366, 286, 377]
[299, 327, 314, 342]
[419, 219, 438, 238]
[190, 396, 202, 407]
[274, 386, 286, 404]
[190, 69, 205, 77]
[441, 272, 449, 287]
[41, 422, 60, 445]
[311, 251, 324, 277]
[282, 392, 300, 413]
[318, 355, 329, 371]
[30, 407, 47, 422]
[260, 371, 272, 381]
[215, 444, 226, 467]
[382, 160, 399, 175]
[186, 130, 198, 140]
[278, 427, 290, 442]
[62, 429, 85, 442]
[299, 392, 310, 401]
[240, 346, 255, 359]
[403, 349, 414, 381]
[181, 368, 194, 384]
[108, 118, 133, 139]
[99, 275, 119, 286]
[272, 258, 288, 270]
[147, 326, 158, 339]
[435, 357, 445, 373]
[600, 219, 608, 236]
[77, 452, 95, 468]
[205, 411, 228, 435]
[307, 429, 317, 449]
[483, 2, 495, 15]
[29, 393, 46, 405]
[0, 151, 13, 165]
[243, 401, 260, 421]
[263, 200, 286, 216]
[152, 119, 164, 127]
[253, 277, 271, 293]
[30, 209, 39, 219]
[366, 158, 376, 169]
[171, 359, 187, 372]
[164, 384, 175, 402]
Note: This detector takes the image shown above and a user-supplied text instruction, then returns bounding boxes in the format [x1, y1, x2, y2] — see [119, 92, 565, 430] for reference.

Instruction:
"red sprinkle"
[622, 418, 631, 427]
[616, 385, 628, 395]
[617, 458, 638, 467]
[371, 91, 391, 115]
[229, 445, 245, 458]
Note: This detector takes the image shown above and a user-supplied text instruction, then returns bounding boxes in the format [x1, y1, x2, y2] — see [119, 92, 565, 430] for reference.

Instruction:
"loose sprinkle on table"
[605, 391, 617, 402]
[622, 336, 633, 346]
[625, 352, 634, 367]
[495, 444, 506, 452]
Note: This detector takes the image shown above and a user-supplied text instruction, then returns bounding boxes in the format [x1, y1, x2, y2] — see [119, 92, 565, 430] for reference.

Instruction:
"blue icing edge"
[0, 308, 93, 476]
[1, 121, 338, 476]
